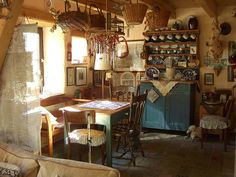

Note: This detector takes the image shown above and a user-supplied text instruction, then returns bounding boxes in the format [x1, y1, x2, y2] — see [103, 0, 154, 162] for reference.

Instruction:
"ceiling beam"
[140, 0, 176, 18]
[21, 7, 54, 22]
[71, 0, 122, 16]
[0, 0, 24, 73]
[198, 0, 217, 17]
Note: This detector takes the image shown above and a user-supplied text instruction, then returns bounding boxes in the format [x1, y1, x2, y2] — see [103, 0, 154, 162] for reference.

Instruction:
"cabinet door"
[165, 84, 192, 131]
[140, 83, 165, 129]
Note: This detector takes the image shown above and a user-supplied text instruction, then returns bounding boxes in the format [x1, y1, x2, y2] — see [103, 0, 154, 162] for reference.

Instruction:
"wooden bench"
[40, 94, 73, 157]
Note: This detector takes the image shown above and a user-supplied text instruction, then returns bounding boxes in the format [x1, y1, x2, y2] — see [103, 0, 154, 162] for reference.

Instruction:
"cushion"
[0, 144, 39, 177]
[0, 162, 21, 177]
[37, 157, 120, 177]
[200, 115, 229, 129]
[69, 129, 106, 146]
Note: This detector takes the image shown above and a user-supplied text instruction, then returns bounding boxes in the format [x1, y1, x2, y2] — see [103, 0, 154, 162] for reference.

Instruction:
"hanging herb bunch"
[88, 33, 120, 58]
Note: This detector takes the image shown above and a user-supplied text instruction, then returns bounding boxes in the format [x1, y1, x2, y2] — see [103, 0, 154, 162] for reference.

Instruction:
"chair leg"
[78, 144, 82, 161]
[130, 143, 136, 166]
[139, 140, 145, 157]
[67, 143, 71, 159]
[201, 128, 204, 149]
[116, 136, 121, 152]
[100, 144, 106, 165]
[48, 135, 53, 157]
[223, 128, 227, 152]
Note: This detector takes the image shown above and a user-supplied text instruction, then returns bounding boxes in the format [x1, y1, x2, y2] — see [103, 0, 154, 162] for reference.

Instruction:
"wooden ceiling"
[71, 0, 236, 18]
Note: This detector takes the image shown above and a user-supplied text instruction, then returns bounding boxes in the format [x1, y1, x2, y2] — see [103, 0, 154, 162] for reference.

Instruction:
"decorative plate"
[182, 69, 197, 80]
[146, 66, 160, 79]
[153, 57, 164, 65]
[174, 70, 183, 80]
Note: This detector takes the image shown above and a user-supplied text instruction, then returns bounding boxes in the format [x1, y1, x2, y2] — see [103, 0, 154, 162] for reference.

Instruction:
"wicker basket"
[145, 8, 170, 30]
[122, 2, 148, 25]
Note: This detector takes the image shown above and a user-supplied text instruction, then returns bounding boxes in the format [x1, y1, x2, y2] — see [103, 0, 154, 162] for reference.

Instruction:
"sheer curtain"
[0, 24, 41, 153]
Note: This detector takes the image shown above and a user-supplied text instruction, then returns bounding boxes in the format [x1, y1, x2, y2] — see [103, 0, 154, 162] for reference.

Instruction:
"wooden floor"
[49, 130, 235, 177]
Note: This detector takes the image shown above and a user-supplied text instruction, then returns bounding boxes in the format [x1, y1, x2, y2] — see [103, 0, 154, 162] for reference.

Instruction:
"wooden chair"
[40, 94, 72, 157]
[113, 93, 147, 165]
[200, 96, 235, 151]
[110, 85, 139, 151]
[63, 109, 106, 164]
[109, 85, 137, 101]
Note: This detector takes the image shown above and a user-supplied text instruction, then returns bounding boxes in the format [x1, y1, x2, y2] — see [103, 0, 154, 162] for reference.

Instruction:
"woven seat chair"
[63, 109, 106, 164]
[200, 96, 235, 151]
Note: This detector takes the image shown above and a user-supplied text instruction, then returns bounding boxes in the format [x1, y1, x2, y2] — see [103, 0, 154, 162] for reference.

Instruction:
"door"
[165, 84, 192, 131]
[140, 83, 166, 129]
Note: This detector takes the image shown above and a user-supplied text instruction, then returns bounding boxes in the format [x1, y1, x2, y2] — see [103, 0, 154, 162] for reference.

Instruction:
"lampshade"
[94, 53, 111, 70]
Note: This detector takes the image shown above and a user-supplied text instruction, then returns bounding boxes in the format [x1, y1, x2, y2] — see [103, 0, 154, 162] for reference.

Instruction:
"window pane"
[71, 36, 87, 64]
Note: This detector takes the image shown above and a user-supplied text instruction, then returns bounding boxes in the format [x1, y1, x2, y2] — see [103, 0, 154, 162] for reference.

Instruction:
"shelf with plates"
[144, 41, 197, 46]
[143, 29, 199, 36]
[143, 29, 200, 81]
[145, 64, 199, 69]
[148, 54, 197, 57]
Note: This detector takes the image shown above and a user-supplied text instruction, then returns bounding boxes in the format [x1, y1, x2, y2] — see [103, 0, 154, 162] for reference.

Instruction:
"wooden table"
[61, 100, 130, 167]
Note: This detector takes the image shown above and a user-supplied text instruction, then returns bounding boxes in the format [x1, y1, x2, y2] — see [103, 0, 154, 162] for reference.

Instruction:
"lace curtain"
[0, 24, 41, 153]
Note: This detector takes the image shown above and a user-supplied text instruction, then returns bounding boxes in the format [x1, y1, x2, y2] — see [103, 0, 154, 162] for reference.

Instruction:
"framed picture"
[204, 73, 214, 85]
[93, 71, 109, 86]
[66, 67, 75, 86]
[113, 40, 145, 71]
[75, 67, 87, 86]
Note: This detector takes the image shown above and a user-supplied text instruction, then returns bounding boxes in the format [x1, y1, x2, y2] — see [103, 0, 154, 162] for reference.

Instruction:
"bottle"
[188, 16, 198, 30]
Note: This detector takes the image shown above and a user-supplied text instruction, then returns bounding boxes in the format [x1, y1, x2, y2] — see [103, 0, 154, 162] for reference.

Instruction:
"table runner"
[150, 80, 178, 96]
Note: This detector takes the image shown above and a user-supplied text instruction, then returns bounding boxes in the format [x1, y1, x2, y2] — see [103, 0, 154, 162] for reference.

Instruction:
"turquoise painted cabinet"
[140, 82, 195, 131]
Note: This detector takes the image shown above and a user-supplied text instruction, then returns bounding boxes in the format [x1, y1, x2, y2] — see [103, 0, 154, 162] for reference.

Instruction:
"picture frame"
[93, 70, 109, 86]
[75, 67, 87, 86]
[204, 73, 214, 85]
[113, 40, 145, 71]
[66, 67, 75, 86]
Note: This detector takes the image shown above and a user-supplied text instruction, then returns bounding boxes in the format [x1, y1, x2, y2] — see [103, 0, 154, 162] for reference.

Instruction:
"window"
[42, 27, 65, 96]
[120, 72, 135, 87]
[71, 36, 87, 64]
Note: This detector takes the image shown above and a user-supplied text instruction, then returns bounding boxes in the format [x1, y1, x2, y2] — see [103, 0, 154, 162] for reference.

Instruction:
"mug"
[175, 34, 181, 40]
[159, 35, 165, 41]
[190, 34, 196, 40]
[152, 35, 158, 41]
[182, 33, 189, 40]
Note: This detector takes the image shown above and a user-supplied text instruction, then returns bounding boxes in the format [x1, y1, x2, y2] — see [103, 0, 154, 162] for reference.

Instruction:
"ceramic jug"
[188, 16, 198, 30]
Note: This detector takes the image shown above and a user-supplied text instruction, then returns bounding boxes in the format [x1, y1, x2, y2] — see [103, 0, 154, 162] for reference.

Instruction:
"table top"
[62, 100, 130, 115]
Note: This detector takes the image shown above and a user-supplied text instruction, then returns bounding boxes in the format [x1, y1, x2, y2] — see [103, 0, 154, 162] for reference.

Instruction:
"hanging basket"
[122, 0, 148, 25]
[145, 8, 170, 31]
